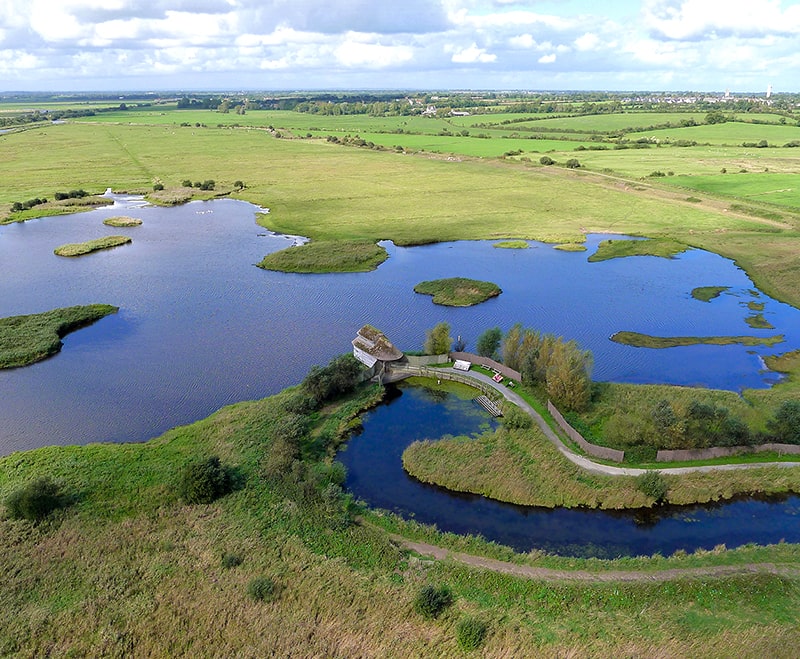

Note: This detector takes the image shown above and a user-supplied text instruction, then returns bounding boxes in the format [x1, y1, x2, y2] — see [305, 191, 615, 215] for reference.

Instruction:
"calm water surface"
[3, 196, 800, 555]
[340, 385, 800, 557]
[1, 195, 799, 455]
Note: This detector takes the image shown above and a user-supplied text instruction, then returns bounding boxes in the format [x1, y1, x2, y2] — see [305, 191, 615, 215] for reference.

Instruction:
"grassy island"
[611, 331, 783, 349]
[554, 243, 588, 252]
[691, 286, 730, 302]
[103, 216, 142, 227]
[0, 304, 118, 368]
[54, 235, 132, 257]
[414, 277, 501, 306]
[492, 240, 529, 249]
[589, 238, 689, 262]
[257, 240, 388, 273]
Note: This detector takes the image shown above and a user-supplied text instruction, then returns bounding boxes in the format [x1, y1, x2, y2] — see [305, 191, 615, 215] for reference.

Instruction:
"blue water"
[1, 195, 799, 456]
[2, 195, 800, 556]
[340, 385, 800, 557]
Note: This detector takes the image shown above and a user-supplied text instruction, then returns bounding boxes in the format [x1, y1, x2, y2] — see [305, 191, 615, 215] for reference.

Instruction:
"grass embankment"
[54, 235, 131, 256]
[413, 277, 501, 306]
[103, 216, 142, 227]
[2, 376, 800, 656]
[610, 331, 783, 349]
[0, 304, 118, 368]
[1, 196, 113, 224]
[256, 240, 388, 273]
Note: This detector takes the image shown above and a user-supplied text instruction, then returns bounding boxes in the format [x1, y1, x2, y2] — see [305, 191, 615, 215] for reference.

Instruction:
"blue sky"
[1, 0, 798, 92]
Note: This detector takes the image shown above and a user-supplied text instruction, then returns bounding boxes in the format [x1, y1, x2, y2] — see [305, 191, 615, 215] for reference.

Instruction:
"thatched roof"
[352, 325, 403, 367]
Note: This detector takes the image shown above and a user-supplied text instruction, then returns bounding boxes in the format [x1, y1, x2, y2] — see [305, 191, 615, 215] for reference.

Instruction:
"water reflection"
[340, 384, 800, 557]
[1, 195, 799, 456]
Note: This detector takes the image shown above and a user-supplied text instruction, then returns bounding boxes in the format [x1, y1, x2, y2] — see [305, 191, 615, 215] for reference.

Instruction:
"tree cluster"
[502, 324, 593, 412]
[301, 353, 364, 406]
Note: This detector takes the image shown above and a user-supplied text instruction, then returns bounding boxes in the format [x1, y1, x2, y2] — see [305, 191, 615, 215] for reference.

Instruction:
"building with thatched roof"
[352, 325, 404, 381]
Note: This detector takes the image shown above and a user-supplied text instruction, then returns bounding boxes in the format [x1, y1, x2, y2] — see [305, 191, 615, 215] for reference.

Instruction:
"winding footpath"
[391, 534, 800, 583]
[400, 365, 800, 476]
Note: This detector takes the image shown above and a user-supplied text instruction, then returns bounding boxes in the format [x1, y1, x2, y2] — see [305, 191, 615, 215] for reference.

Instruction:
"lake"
[1, 194, 799, 459]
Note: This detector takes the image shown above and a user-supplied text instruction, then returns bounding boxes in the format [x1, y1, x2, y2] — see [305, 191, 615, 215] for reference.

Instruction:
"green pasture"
[316, 131, 591, 157]
[668, 173, 800, 209]
[480, 112, 709, 132]
[628, 121, 800, 145]
[541, 143, 800, 180]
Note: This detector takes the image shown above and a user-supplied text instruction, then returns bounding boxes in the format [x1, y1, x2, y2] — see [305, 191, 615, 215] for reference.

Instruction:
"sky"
[1, 0, 799, 93]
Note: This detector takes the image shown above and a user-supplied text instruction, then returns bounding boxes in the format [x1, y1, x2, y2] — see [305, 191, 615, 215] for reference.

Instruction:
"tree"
[539, 155, 555, 165]
[545, 339, 593, 412]
[565, 158, 581, 169]
[502, 323, 523, 370]
[424, 322, 452, 355]
[768, 400, 800, 444]
[177, 456, 232, 504]
[476, 327, 502, 359]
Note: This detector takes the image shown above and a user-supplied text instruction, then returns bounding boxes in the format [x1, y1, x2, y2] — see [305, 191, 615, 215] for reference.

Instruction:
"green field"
[4, 99, 800, 655]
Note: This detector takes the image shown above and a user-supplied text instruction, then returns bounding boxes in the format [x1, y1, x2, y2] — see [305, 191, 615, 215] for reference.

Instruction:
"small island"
[54, 235, 132, 257]
[413, 277, 501, 306]
[103, 216, 142, 227]
[257, 240, 388, 273]
[611, 330, 783, 349]
[492, 240, 529, 249]
[554, 243, 587, 252]
[691, 286, 730, 302]
[589, 238, 689, 262]
[0, 304, 119, 368]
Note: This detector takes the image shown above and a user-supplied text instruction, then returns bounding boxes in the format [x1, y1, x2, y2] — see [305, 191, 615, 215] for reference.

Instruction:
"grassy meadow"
[3, 379, 800, 656]
[3, 100, 800, 654]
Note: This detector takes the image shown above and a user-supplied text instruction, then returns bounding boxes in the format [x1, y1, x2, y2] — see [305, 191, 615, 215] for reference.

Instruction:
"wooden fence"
[547, 401, 625, 463]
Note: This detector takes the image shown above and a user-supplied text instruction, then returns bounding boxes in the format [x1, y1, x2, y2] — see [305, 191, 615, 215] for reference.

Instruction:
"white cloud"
[335, 38, 414, 68]
[643, 0, 800, 40]
[574, 32, 599, 51]
[451, 43, 497, 63]
[538, 53, 556, 64]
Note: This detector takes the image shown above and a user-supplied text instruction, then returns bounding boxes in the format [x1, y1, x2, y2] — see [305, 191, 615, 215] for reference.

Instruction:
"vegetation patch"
[103, 216, 142, 227]
[611, 331, 783, 349]
[745, 313, 775, 329]
[692, 286, 729, 302]
[257, 240, 388, 273]
[589, 238, 689, 262]
[54, 235, 132, 256]
[492, 240, 529, 249]
[0, 304, 118, 368]
[554, 243, 587, 252]
[414, 277, 501, 307]
[4, 476, 67, 521]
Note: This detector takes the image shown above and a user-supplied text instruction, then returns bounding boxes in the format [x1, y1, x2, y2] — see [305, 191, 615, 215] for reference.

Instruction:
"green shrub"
[456, 616, 488, 651]
[5, 477, 65, 521]
[177, 456, 232, 504]
[635, 471, 668, 502]
[413, 584, 454, 619]
[247, 576, 277, 602]
[221, 552, 243, 569]
[539, 155, 554, 165]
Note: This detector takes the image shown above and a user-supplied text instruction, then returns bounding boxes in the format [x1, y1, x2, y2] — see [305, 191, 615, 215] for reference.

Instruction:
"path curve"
[398, 365, 800, 477]
[393, 534, 800, 583]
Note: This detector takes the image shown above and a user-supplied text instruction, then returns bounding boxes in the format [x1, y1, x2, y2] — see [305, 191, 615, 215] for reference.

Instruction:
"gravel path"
[428, 366, 800, 476]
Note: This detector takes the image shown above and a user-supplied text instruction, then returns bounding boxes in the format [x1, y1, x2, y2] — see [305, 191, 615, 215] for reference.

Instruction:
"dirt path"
[392, 534, 800, 583]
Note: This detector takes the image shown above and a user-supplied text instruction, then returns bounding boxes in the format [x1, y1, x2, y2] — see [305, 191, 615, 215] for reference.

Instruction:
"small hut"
[352, 325, 404, 383]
